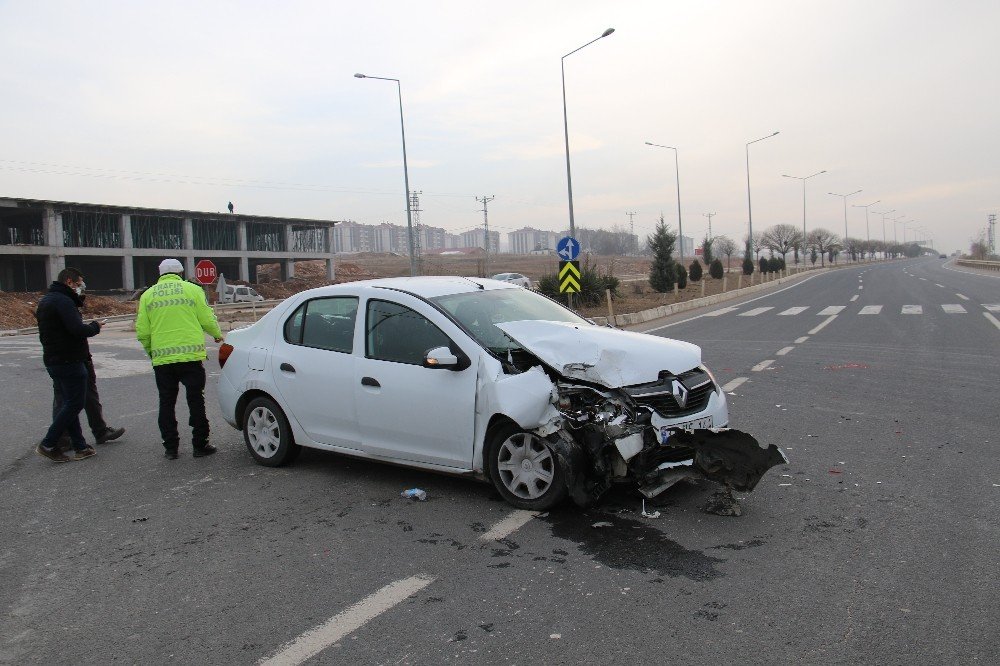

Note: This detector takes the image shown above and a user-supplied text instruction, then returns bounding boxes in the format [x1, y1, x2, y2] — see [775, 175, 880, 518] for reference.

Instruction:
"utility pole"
[626, 210, 637, 255]
[409, 190, 423, 270]
[989, 213, 997, 256]
[477, 195, 495, 272]
[703, 212, 716, 239]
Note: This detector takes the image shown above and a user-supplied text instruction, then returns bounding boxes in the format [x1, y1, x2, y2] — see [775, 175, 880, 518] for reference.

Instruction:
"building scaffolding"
[132, 214, 183, 249]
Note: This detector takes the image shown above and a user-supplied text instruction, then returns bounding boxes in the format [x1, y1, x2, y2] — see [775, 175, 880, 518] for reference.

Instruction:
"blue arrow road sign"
[557, 236, 579, 261]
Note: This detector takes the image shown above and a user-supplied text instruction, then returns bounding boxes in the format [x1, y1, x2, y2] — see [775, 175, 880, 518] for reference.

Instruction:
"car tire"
[243, 396, 299, 467]
[487, 424, 568, 510]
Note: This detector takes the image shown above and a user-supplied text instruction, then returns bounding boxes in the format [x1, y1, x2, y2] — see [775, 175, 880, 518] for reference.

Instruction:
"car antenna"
[462, 276, 485, 290]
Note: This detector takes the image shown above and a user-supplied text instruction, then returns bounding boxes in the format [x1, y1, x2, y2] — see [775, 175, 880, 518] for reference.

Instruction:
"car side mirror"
[424, 346, 459, 369]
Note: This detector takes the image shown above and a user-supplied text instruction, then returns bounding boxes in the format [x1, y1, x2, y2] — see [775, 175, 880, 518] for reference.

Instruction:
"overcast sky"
[1, 0, 997, 253]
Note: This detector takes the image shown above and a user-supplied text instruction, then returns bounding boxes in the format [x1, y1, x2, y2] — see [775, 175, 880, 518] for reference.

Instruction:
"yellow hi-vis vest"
[136, 273, 223, 366]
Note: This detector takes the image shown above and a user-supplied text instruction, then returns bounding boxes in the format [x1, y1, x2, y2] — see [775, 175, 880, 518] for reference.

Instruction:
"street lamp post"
[354, 72, 417, 276]
[782, 170, 827, 263]
[828, 189, 862, 262]
[746, 132, 780, 268]
[890, 215, 905, 244]
[562, 28, 615, 243]
[871, 209, 895, 253]
[645, 142, 684, 264]
[852, 199, 880, 260]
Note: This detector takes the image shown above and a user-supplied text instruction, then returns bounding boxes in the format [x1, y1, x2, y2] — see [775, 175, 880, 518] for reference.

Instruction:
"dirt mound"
[0, 292, 137, 331]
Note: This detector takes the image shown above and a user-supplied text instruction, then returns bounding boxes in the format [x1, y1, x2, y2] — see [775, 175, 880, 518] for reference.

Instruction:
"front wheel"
[487, 425, 567, 510]
[243, 396, 300, 467]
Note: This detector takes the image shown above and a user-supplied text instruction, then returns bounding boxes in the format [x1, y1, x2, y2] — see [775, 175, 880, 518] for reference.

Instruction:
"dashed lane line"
[739, 307, 774, 317]
[259, 575, 436, 666]
[776, 346, 795, 356]
[902, 305, 922, 315]
[956, 294, 969, 301]
[703, 306, 739, 317]
[479, 510, 537, 542]
[936, 283, 945, 288]
[985, 313, 1000, 331]
[751, 360, 775, 372]
[850, 295, 859, 302]
[778, 307, 809, 316]
[795, 336, 809, 343]
[721, 377, 748, 392]
[809, 315, 838, 335]
[817, 306, 845, 315]
[985, 305, 1000, 313]
[859, 305, 883, 315]
[941, 304, 967, 314]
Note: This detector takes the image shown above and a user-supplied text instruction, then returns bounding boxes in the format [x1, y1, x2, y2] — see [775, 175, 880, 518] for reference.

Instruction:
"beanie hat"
[158, 258, 184, 275]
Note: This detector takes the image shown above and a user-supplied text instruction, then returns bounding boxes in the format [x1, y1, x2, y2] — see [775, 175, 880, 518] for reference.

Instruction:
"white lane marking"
[644, 272, 828, 333]
[751, 360, 775, 372]
[260, 575, 435, 666]
[985, 313, 1000, 331]
[902, 305, 922, 315]
[956, 294, 969, 301]
[919, 277, 928, 281]
[858, 285, 864, 290]
[776, 346, 795, 356]
[942, 304, 967, 314]
[817, 306, 845, 315]
[479, 510, 537, 542]
[778, 307, 808, 316]
[935, 283, 945, 288]
[858, 305, 882, 315]
[809, 315, 838, 335]
[985, 305, 1000, 312]
[850, 295, 859, 302]
[721, 377, 748, 392]
[795, 336, 809, 343]
[703, 306, 739, 317]
[739, 307, 774, 317]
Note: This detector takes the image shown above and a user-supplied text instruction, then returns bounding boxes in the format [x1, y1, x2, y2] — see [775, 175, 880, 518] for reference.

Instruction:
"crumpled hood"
[495, 320, 702, 388]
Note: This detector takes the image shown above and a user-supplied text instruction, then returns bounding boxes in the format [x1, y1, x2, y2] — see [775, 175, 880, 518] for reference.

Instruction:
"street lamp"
[354, 72, 417, 276]
[871, 209, 895, 259]
[562, 28, 615, 243]
[828, 189, 862, 261]
[645, 142, 684, 264]
[782, 170, 826, 261]
[746, 131, 780, 266]
[890, 215, 905, 244]
[852, 200, 880, 259]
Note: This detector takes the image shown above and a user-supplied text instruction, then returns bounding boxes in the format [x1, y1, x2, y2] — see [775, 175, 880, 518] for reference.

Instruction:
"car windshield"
[432, 288, 589, 354]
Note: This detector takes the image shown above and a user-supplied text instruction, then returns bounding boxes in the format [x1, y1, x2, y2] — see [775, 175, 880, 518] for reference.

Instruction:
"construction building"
[0, 197, 339, 291]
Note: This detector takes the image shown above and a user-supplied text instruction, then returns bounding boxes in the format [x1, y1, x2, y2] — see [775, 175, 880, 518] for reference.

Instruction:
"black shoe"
[192, 444, 218, 458]
[95, 426, 125, 444]
[164, 449, 179, 460]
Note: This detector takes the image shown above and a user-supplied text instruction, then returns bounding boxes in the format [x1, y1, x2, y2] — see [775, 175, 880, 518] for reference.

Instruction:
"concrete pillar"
[121, 214, 135, 290]
[326, 226, 336, 281]
[239, 256, 249, 282]
[183, 218, 193, 249]
[238, 221, 247, 251]
[44, 208, 65, 284]
[284, 259, 296, 279]
[285, 224, 294, 253]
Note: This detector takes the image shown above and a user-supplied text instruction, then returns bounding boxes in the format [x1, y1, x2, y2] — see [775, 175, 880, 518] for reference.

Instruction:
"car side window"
[284, 297, 359, 353]
[366, 299, 451, 365]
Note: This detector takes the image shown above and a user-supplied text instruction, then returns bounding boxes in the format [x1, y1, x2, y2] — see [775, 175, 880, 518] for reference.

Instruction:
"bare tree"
[762, 224, 803, 264]
[713, 235, 738, 271]
[744, 232, 766, 260]
[844, 237, 864, 262]
[806, 228, 840, 267]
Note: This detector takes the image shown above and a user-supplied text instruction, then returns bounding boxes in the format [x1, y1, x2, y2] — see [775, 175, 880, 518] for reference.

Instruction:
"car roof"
[296, 275, 518, 300]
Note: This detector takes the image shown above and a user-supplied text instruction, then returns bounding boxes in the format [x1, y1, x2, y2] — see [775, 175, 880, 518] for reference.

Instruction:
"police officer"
[136, 259, 224, 459]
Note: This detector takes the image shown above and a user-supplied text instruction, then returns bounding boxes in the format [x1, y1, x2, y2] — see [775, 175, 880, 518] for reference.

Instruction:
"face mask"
[74, 281, 86, 296]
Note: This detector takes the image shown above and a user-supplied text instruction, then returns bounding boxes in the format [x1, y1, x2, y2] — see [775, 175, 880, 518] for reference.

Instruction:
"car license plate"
[660, 417, 713, 443]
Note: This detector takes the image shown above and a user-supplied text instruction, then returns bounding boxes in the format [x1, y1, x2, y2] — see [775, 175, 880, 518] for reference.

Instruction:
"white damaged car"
[217, 277, 784, 509]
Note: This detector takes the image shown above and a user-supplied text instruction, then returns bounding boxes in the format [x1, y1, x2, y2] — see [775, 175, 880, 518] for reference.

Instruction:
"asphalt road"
[1, 257, 997, 664]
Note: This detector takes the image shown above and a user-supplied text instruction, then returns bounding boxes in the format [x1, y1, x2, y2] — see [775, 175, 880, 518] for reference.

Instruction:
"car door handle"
[361, 376, 380, 388]
[280, 362, 295, 373]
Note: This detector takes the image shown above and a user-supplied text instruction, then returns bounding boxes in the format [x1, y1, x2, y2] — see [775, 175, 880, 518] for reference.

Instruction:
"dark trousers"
[154, 361, 209, 450]
[43, 362, 88, 450]
[53, 355, 107, 437]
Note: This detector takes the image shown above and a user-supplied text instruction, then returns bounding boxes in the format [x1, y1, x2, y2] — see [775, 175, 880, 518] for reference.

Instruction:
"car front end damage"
[489, 321, 787, 508]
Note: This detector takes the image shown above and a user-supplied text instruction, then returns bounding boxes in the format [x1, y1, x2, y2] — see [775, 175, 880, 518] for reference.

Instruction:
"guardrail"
[956, 259, 1000, 271]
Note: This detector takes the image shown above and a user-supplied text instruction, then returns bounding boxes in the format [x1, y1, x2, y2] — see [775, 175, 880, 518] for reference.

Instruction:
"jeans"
[153, 361, 209, 450]
[53, 355, 107, 437]
[43, 362, 88, 451]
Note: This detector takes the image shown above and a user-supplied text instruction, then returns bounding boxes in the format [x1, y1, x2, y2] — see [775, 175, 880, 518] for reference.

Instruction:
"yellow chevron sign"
[559, 260, 580, 293]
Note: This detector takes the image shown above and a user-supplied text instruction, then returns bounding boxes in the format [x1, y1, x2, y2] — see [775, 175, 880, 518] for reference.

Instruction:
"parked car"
[216, 276, 783, 509]
[490, 272, 532, 288]
[219, 284, 264, 303]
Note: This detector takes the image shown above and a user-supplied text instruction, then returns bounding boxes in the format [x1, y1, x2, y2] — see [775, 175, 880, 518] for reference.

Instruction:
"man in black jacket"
[35, 268, 104, 462]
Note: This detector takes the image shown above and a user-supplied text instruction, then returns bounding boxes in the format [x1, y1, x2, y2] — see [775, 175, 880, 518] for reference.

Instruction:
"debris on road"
[400, 488, 427, 501]
[591, 521, 614, 528]
[640, 499, 661, 519]
[701, 489, 743, 517]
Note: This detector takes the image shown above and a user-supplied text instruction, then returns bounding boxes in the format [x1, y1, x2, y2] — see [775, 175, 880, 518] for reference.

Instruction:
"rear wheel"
[243, 396, 299, 467]
[487, 424, 567, 510]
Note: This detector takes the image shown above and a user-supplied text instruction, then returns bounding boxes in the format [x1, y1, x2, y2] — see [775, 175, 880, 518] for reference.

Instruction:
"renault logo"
[670, 379, 689, 409]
